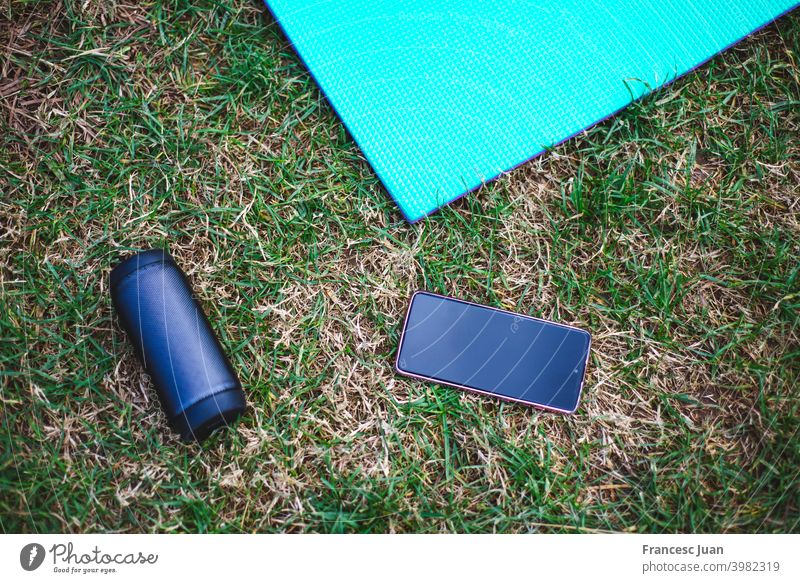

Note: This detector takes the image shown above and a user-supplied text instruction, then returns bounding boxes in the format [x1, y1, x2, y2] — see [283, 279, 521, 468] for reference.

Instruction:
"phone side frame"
[394, 290, 592, 414]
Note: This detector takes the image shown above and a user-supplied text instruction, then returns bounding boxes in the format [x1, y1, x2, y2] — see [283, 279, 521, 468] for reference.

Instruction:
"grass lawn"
[1, 1, 798, 533]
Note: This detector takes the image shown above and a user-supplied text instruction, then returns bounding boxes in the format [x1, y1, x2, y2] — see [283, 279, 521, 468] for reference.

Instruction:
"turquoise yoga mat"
[264, 1, 798, 222]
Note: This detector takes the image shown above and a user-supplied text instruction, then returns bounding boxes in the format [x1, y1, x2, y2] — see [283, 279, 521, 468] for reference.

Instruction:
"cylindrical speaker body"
[110, 249, 246, 442]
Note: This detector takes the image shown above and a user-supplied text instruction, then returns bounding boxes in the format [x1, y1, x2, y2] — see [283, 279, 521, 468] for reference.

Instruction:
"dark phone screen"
[396, 292, 591, 412]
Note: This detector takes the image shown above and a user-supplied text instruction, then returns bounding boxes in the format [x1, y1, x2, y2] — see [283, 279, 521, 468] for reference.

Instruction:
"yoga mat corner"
[264, 1, 799, 222]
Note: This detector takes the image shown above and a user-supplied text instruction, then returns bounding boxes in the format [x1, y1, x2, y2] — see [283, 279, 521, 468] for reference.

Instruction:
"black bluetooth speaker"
[110, 249, 246, 442]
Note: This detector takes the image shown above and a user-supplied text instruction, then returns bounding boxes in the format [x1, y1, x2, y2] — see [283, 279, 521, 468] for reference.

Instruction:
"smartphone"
[395, 291, 591, 413]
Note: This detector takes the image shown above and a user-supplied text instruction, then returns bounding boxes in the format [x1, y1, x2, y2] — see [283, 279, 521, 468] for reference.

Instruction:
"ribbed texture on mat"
[265, 1, 798, 221]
